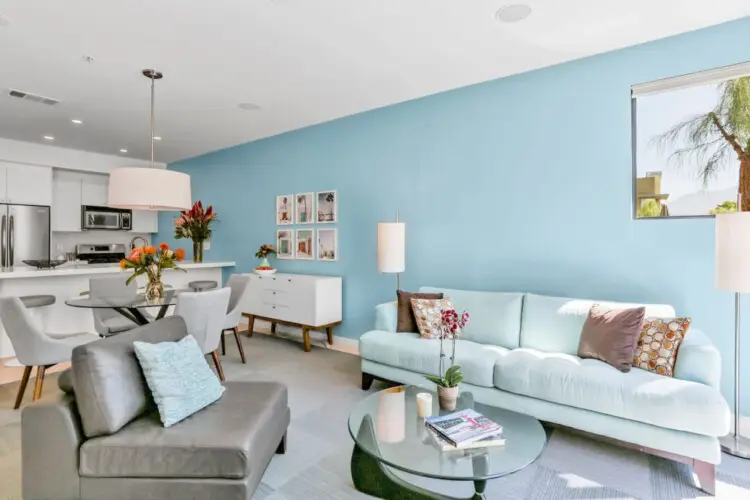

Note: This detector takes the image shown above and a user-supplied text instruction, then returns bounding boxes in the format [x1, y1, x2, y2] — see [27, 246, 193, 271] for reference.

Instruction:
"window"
[632, 62, 750, 218]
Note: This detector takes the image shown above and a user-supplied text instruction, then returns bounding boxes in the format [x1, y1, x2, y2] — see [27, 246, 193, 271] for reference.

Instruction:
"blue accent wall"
[158, 17, 750, 411]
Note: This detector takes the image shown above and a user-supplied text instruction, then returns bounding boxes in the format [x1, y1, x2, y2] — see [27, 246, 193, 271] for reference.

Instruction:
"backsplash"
[51, 232, 151, 259]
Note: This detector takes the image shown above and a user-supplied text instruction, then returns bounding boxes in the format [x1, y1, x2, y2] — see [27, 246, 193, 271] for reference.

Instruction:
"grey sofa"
[22, 316, 290, 500]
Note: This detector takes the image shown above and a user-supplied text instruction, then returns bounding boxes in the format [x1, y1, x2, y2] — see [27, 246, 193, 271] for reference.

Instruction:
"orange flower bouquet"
[120, 243, 186, 299]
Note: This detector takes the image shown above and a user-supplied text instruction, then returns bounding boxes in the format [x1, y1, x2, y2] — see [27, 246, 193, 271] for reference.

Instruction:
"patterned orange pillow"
[410, 298, 454, 339]
[632, 317, 691, 377]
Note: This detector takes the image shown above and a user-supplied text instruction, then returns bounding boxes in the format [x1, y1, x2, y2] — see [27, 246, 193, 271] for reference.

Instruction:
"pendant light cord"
[150, 70, 155, 169]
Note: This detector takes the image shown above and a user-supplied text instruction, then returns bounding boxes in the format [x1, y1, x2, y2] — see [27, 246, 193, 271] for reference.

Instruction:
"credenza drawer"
[257, 303, 290, 320]
[261, 289, 294, 306]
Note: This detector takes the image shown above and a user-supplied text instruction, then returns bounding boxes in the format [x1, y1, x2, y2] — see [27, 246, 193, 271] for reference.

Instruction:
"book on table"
[427, 427, 506, 451]
[425, 409, 503, 447]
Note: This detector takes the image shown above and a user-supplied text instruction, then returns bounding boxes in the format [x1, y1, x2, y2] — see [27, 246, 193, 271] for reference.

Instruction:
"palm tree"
[653, 77, 750, 211]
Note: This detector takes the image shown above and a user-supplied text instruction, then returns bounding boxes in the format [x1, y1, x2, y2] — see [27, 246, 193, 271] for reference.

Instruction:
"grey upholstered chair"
[221, 274, 250, 363]
[89, 276, 143, 336]
[174, 287, 231, 381]
[0, 297, 98, 409]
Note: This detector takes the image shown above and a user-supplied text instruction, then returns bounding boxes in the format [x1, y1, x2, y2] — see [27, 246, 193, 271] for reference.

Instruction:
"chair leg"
[221, 332, 226, 356]
[276, 432, 287, 454]
[14, 366, 32, 409]
[233, 327, 246, 364]
[211, 350, 226, 382]
[32, 365, 46, 401]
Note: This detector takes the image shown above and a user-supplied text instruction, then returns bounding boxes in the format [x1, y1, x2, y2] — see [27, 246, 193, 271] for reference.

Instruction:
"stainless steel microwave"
[81, 205, 132, 231]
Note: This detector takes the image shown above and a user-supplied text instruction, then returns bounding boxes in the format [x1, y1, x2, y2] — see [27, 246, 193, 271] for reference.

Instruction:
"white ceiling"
[0, 1, 748, 163]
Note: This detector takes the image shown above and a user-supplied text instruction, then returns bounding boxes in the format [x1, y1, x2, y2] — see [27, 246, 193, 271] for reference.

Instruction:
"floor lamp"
[378, 213, 405, 291]
[716, 211, 750, 458]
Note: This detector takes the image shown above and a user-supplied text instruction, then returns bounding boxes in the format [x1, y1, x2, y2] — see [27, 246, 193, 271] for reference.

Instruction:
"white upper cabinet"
[80, 173, 109, 206]
[52, 170, 83, 231]
[131, 210, 159, 233]
[0, 161, 53, 205]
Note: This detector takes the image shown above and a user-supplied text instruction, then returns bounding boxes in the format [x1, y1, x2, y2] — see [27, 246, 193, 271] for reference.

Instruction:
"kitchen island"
[0, 261, 235, 358]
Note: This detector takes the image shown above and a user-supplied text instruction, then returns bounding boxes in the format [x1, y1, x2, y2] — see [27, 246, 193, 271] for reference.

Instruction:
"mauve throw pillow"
[396, 290, 444, 332]
[577, 304, 646, 372]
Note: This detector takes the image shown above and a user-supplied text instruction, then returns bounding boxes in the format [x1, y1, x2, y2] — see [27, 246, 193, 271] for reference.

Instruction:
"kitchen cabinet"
[81, 173, 108, 206]
[0, 161, 53, 205]
[51, 170, 83, 231]
[131, 210, 159, 233]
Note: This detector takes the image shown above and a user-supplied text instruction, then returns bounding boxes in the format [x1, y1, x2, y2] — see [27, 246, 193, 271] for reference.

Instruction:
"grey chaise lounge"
[22, 316, 290, 500]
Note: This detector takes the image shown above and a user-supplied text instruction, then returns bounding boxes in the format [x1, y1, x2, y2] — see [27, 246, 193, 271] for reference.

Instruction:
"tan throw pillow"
[411, 298, 454, 339]
[577, 304, 646, 372]
[633, 317, 691, 377]
[396, 290, 444, 332]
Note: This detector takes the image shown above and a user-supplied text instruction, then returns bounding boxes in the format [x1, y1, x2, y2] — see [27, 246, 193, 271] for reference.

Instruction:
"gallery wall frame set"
[276, 191, 337, 225]
[275, 228, 338, 262]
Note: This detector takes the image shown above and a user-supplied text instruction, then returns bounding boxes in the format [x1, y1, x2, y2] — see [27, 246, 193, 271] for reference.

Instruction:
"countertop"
[0, 261, 236, 280]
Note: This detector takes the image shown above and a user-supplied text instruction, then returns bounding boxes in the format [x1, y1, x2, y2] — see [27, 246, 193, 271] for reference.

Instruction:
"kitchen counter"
[0, 261, 235, 279]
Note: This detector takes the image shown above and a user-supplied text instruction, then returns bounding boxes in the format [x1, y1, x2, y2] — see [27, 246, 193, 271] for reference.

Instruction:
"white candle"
[416, 392, 433, 418]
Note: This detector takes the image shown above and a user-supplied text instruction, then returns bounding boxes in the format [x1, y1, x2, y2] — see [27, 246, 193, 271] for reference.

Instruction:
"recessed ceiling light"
[71, 119, 83, 124]
[82, 55, 95, 64]
[495, 4, 532, 23]
[152, 136, 162, 141]
[43, 136, 54, 141]
[119, 149, 128, 153]
[238, 102, 261, 111]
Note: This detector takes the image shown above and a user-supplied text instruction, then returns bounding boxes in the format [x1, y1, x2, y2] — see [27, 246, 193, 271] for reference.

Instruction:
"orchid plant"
[424, 309, 470, 388]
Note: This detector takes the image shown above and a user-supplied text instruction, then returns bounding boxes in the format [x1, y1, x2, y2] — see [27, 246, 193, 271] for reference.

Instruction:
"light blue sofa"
[358, 288, 731, 494]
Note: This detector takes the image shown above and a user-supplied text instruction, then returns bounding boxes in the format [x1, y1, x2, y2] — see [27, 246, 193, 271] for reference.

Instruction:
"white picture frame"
[276, 194, 294, 225]
[317, 228, 337, 262]
[295, 229, 315, 260]
[316, 190, 337, 223]
[276, 229, 295, 260]
[295, 192, 314, 225]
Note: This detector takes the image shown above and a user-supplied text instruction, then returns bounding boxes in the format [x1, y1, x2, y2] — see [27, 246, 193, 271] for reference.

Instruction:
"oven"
[81, 205, 132, 231]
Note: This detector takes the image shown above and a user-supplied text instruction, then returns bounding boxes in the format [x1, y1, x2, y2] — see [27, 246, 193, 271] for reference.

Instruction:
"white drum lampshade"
[108, 168, 192, 211]
[377, 222, 405, 274]
[716, 212, 750, 293]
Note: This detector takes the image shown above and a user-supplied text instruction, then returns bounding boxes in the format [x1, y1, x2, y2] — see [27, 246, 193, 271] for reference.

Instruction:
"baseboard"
[237, 321, 359, 355]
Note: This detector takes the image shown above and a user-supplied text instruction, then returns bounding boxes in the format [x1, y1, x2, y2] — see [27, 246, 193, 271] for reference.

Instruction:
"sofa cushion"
[520, 293, 676, 355]
[72, 316, 188, 438]
[79, 381, 289, 479]
[359, 330, 507, 387]
[419, 287, 523, 348]
[396, 290, 443, 333]
[494, 348, 730, 437]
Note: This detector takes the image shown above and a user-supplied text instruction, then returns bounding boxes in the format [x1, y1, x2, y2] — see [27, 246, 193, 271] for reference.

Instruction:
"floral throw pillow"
[410, 298, 454, 339]
[632, 317, 691, 377]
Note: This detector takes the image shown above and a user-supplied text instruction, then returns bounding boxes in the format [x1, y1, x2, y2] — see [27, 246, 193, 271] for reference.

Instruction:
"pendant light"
[108, 69, 191, 211]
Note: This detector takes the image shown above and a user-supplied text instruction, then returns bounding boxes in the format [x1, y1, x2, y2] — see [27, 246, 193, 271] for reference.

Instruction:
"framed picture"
[316, 190, 337, 223]
[295, 229, 314, 260]
[276, 194, 294, 225]
[295, 192, 314, 224]
[317, 228, 337, 261]
[276, 229, 295, 260]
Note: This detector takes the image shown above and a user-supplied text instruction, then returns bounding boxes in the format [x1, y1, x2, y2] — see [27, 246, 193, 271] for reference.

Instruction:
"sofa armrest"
[23, 395, 83, 500]
[374, 301, 398, 332]
[674, 328, 721, 389]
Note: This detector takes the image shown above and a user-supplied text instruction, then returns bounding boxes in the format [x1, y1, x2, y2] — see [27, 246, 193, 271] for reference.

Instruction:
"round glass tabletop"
[65, 288, 184, 309]
[348, 385, 546, 482]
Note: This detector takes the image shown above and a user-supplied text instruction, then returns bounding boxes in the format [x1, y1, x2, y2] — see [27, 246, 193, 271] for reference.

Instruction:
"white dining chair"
[174, 287, 231, 381]
[89, 276, 143, 336]
[221, 274, 250, 364]
[0, 297, 99, 408]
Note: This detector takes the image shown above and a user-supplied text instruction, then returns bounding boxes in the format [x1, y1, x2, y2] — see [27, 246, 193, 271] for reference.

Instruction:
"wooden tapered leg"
[694, 460, 715, 496]
[246, 315, 255, 337]
[14, 366, 32, 409]
[211, 350, 226, 381]
[233, 327, 246, 364]
[271, 322, 277, 334]
[302, 326, 311, 352]
[221, 332, 226, 355]
[326, 326, 334, 345]
[32, 365, 46, 402]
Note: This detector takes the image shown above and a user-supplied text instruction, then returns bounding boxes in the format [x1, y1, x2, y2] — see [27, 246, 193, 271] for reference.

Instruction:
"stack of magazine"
[425, 409, 504, 451]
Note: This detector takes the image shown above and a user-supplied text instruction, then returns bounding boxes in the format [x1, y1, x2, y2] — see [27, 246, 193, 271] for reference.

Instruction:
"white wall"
[0, 138, 166, 174]
[50, 232, 152, 258]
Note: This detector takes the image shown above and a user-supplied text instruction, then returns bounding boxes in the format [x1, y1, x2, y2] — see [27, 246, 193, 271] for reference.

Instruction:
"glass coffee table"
[348, 385, 546, 500]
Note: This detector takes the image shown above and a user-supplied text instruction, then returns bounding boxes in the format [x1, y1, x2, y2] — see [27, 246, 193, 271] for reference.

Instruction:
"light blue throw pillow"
[133, 335, 225, 427]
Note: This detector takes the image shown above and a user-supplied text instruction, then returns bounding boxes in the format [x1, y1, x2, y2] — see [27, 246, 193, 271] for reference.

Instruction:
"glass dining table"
[65, 289, 184, 326]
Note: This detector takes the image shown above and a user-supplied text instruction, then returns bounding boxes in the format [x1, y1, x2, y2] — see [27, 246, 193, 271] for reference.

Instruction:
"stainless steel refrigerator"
[1, 204, 50, 268]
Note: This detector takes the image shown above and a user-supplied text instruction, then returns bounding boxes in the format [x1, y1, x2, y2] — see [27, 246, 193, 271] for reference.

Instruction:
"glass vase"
[145, 276, 164, 300]
[193, 240, 204, 263]
[260, 257, 270, 268]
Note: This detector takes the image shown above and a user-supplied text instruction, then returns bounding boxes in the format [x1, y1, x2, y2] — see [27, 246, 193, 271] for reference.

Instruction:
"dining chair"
[89, 276, 143, 336]
[0, 297, 99, 409]
[221, 274, 250, 363]
[174, 287, 231, 381]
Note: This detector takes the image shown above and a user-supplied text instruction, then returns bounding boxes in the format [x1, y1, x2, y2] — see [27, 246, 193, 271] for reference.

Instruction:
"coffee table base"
[351, 416, 487, 500]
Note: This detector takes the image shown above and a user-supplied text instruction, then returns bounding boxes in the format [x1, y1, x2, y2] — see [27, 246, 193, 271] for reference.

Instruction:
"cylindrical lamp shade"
[108, 168, 192, 211]
[378, 222, 405, 273]
[716, 212, 750, 292]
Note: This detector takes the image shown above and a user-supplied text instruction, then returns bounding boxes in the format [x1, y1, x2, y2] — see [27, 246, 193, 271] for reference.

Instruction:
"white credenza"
[241, 273, 342, 352]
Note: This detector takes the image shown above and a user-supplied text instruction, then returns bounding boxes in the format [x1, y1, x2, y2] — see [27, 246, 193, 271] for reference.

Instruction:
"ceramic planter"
[437, 386, 459, 411]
